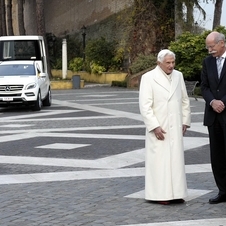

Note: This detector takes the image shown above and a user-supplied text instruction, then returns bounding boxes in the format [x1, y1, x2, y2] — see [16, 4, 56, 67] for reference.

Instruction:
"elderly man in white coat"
[139, 49, 191, 205]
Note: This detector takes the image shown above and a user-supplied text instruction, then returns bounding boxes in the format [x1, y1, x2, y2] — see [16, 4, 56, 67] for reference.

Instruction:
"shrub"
[129, 54, 157, 75]
[90, 62, 106, 75]
[51, 58, 62, 69]
[111, 80, 127, 87]
[169, 31, 207, 80]
[68, 57, 83, 72]
[85, 37, 122, 72]
[169, 26, 226, 80]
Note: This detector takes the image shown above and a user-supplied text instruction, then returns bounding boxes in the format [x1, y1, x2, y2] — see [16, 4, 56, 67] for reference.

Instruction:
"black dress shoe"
[170, 199, 185, 204]
[209, 194, 226, 204]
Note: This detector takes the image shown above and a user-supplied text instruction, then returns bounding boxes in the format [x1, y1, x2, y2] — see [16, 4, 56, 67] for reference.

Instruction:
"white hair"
[157, 49, 175, 63]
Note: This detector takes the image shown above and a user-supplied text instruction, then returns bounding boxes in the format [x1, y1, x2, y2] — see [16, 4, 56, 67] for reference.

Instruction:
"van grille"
[0, 85, 24, 92]
[0, 93, 22, 97]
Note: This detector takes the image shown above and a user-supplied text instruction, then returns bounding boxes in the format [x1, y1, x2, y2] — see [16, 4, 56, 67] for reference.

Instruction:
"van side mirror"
[38, 72, 46, 78]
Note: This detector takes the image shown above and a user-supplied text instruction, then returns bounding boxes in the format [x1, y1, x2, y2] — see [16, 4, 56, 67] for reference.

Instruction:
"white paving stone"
[0, 124, 33, 128]
[0, 164, 212, 185]
[119, 218, 226, 226]
[125, 188, 212, 201]
[36, 143, 91, 150]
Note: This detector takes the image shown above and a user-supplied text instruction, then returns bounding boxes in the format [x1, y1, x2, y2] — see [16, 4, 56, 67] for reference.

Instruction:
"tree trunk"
[175, 0, 206, 36]
[18, 0, 25, 35]
[0, 0, 7, 36]
[36, 0, 52, 78]
[175, 0, 183, 37]
[6, 0, 13, 35]
[36, 0, 45, 36]
[184, 1, 194, 30]
[0, 0, 3, 35]
[212, 0, 223, 29]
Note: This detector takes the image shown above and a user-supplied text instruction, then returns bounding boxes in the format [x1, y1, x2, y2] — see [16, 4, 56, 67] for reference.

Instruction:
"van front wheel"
[43, 88, 52, 106]
[32, 91, 42, 111]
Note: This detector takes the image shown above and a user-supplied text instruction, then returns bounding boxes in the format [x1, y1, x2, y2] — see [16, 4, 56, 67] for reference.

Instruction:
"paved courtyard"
[0, 86, 225, 226]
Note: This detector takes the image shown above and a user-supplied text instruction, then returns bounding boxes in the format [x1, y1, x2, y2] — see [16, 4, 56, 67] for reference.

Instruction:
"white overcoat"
[139, 66, 191, 201]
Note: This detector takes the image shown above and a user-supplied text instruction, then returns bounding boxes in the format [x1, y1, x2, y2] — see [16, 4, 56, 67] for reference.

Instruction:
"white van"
[0, 35, 51, 111]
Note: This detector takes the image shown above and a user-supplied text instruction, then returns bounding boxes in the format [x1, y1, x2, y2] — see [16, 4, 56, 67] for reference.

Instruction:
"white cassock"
[139, 65, 191, 201]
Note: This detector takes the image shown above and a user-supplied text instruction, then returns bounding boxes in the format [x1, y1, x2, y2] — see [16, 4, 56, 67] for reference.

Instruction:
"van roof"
[0, 60, 34, 65]
[0, 36, 44, 41]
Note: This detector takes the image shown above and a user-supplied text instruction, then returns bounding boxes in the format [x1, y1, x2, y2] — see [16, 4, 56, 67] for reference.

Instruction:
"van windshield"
[0, 64, 36, 76]
[0, 40, 41, 61]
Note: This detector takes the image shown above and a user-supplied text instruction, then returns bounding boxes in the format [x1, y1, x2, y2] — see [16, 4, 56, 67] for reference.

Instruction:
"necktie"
[217, 57, 223, 78]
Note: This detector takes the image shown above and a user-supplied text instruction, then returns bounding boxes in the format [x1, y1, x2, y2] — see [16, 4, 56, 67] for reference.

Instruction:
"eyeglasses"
[206, 41, 220, 49]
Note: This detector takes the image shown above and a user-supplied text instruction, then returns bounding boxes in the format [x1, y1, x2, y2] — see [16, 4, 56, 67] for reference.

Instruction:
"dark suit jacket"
[201, 55, 226, 126]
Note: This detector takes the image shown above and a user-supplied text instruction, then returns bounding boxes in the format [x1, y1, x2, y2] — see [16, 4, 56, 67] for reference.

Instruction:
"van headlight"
[25, 83, 37, 90]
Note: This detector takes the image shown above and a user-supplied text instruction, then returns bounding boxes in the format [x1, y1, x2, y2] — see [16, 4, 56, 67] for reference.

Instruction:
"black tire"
[32, 90, 42, 111]
[43, 88, 52, 106]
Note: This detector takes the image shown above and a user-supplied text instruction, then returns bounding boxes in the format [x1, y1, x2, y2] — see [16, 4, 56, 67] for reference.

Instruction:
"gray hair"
[157, 49, 175, 63]
[215, 33, 225, 42]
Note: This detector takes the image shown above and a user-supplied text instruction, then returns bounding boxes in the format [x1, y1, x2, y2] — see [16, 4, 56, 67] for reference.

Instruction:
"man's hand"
[153, 127, 166, 140]
[211, 100, 225, 113]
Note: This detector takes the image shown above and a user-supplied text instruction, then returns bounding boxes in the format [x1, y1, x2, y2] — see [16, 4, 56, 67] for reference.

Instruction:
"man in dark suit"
[201, 31, 226, 204]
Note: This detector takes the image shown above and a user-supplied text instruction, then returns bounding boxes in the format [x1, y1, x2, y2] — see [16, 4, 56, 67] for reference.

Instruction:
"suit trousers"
[208, 114, 226, 195]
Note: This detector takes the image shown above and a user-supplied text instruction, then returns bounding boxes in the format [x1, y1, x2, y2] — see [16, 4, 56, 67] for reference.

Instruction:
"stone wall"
[51, 69, 127, 84]
[21, 0, 133, 37]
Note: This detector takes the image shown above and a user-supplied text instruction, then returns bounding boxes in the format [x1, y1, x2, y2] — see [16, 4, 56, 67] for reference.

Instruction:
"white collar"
[218, 51, 226, 59]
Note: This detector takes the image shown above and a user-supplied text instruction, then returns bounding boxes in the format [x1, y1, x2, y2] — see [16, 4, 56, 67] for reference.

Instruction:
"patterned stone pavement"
[0, 87, 225, 226]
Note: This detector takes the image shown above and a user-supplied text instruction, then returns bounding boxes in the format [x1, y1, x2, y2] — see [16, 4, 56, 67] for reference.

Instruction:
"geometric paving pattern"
[0, 87, 226, 225]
